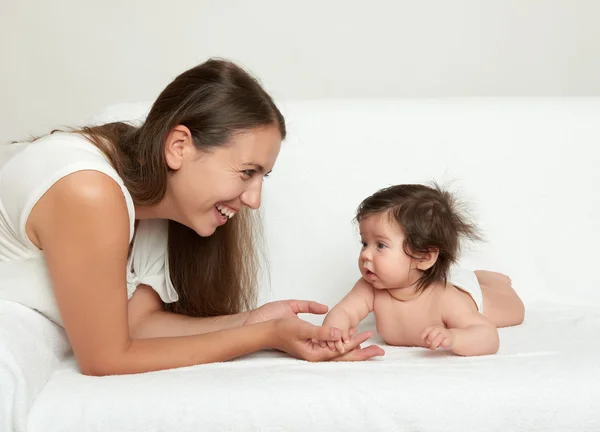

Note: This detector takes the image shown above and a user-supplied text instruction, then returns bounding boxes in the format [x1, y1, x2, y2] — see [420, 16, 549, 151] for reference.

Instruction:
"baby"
[323, 183, 525, 356]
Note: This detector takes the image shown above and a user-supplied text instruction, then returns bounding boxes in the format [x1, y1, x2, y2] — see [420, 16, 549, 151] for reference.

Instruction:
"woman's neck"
[134, 196, 173, 220]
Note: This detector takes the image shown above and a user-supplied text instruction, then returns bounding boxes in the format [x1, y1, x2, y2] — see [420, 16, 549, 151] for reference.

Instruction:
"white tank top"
[0, 132, 179, 326]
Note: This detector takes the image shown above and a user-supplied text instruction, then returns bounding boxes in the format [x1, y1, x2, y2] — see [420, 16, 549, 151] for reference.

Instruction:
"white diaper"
[447, 267, 484, 313]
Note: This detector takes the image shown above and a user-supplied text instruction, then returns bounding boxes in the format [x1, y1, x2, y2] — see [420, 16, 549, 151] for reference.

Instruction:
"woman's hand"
[330, 344, 385, 361]
[245, 300, 329, 326]
[320, 327, 385, 361]
[269, 318, 384, 362]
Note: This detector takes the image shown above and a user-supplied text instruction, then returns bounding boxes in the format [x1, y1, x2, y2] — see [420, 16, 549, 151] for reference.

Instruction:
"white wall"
[266, 98, 600, 310]
[89, 98, 600, 310]
[1, 0, 599, 144]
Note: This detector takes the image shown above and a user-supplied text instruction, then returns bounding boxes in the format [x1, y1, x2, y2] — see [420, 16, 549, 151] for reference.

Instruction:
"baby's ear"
[415, 249, 439, 271]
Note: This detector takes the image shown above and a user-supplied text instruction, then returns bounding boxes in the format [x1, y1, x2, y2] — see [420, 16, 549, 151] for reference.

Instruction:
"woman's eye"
[242, 170, 269, 179]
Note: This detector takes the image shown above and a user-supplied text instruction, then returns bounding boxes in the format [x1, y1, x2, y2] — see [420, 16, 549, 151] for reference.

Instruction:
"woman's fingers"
[306, 322, 342, 341]
[301, 328, 380, 362]
[289, 300, 329, 315]
[318, 328, 356, 350]
[331, 345, 385, 362]
[342, 330, 373, 351]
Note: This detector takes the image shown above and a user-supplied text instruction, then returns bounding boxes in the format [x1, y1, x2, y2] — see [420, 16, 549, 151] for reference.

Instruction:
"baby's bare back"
[373, 284, 477, 347]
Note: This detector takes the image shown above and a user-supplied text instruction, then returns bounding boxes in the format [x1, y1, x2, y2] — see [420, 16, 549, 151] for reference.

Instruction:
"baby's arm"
[426, 289, 499, 356]
[323, 278, 375, 352]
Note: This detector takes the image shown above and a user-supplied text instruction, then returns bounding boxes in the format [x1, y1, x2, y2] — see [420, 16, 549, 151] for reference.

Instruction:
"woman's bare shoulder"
[27, 170, 131, 249]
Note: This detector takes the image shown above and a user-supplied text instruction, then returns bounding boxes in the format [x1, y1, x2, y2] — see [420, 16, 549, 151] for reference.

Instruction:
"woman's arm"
[28, 171, 359, 376]
[127, 285, 250, 338]
[128, 289, 334, 339]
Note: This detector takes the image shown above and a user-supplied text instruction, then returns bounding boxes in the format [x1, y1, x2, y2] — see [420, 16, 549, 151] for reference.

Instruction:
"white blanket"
[0, 300, 70, 432]
[18, 302, 600, 432]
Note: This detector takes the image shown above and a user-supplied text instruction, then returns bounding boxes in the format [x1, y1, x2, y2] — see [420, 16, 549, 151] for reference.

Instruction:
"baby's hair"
[355, 181, 481, 291]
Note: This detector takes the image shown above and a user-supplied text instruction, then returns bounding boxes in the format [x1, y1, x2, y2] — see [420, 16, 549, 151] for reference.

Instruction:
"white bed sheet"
[0, 301, 69, 432]
[26, 302, 600, 432]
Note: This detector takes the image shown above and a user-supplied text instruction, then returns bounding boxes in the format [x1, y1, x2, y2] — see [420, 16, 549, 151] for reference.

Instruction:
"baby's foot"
[474, 270, 511, 287]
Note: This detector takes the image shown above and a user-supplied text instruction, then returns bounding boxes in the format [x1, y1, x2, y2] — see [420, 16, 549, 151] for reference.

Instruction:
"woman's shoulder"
[26, 169, 134, 250]
[45, 169, 129, 207]
[5, 131, 112, 168]
[0, 132, 136, 247]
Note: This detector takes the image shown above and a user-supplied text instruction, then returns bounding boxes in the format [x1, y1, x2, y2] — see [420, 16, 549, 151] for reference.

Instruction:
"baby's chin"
[362, 275, 414, 291]
[361, 275, 390, 290]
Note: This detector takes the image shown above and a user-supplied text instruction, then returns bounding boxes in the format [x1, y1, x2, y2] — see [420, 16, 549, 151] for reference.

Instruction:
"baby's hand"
[421, 325, 454, 351]
[313, 328, 356, 353]
[329, 328, 356, 353]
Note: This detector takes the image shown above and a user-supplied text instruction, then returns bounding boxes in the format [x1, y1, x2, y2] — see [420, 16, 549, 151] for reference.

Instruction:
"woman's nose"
[241, 181, 262, 210]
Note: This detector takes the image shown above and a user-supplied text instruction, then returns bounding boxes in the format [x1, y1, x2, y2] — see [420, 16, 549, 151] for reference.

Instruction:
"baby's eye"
[361, 241, 367, 248]
[377, 242, 387, 249]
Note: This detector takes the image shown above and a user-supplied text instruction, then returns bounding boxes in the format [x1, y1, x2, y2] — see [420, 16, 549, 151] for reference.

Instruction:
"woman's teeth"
[216, 204, 236, 219]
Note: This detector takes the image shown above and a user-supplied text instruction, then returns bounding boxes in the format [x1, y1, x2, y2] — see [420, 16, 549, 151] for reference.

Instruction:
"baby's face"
[358, 212, 421, 290]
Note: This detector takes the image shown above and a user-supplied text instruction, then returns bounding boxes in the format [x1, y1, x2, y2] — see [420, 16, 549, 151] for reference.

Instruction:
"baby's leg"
[474, 270, 525, 328]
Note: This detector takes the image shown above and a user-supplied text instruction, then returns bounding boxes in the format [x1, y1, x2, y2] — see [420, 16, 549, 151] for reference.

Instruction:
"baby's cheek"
[380, 262, 396, 278]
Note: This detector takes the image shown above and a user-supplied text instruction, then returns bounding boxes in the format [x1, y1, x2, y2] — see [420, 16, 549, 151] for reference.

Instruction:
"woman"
[0, 59, 383, 376]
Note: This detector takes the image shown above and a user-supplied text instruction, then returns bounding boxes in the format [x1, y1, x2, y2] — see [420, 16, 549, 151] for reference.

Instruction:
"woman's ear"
[415, 249, 439, 271]
[164, 125, 194, 171]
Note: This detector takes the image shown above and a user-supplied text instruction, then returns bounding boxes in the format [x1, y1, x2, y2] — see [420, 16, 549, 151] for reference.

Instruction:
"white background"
[1, 0, 600, 144]
[2, 1, 599, 309]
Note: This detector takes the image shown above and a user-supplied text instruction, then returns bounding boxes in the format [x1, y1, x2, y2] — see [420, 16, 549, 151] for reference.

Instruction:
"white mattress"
[19, 302, 600, 432]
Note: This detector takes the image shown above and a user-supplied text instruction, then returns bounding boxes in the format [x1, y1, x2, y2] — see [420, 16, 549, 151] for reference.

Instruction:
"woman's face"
[164, 124, 282, 236]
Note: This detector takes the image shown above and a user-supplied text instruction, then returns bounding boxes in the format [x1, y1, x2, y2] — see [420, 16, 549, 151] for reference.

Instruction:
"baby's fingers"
[317, 328, 355, 348]
[440, 337, 452, 349]
[421, 327, 439, 345]
[331, 329, 353, 352]
[429, 333, 445, 351]
[421, 327, 432, 342]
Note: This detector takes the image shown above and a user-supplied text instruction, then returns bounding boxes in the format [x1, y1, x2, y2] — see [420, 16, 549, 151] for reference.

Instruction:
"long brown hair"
[75, 59, 286, 317]
[355, 182, 481, 292]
